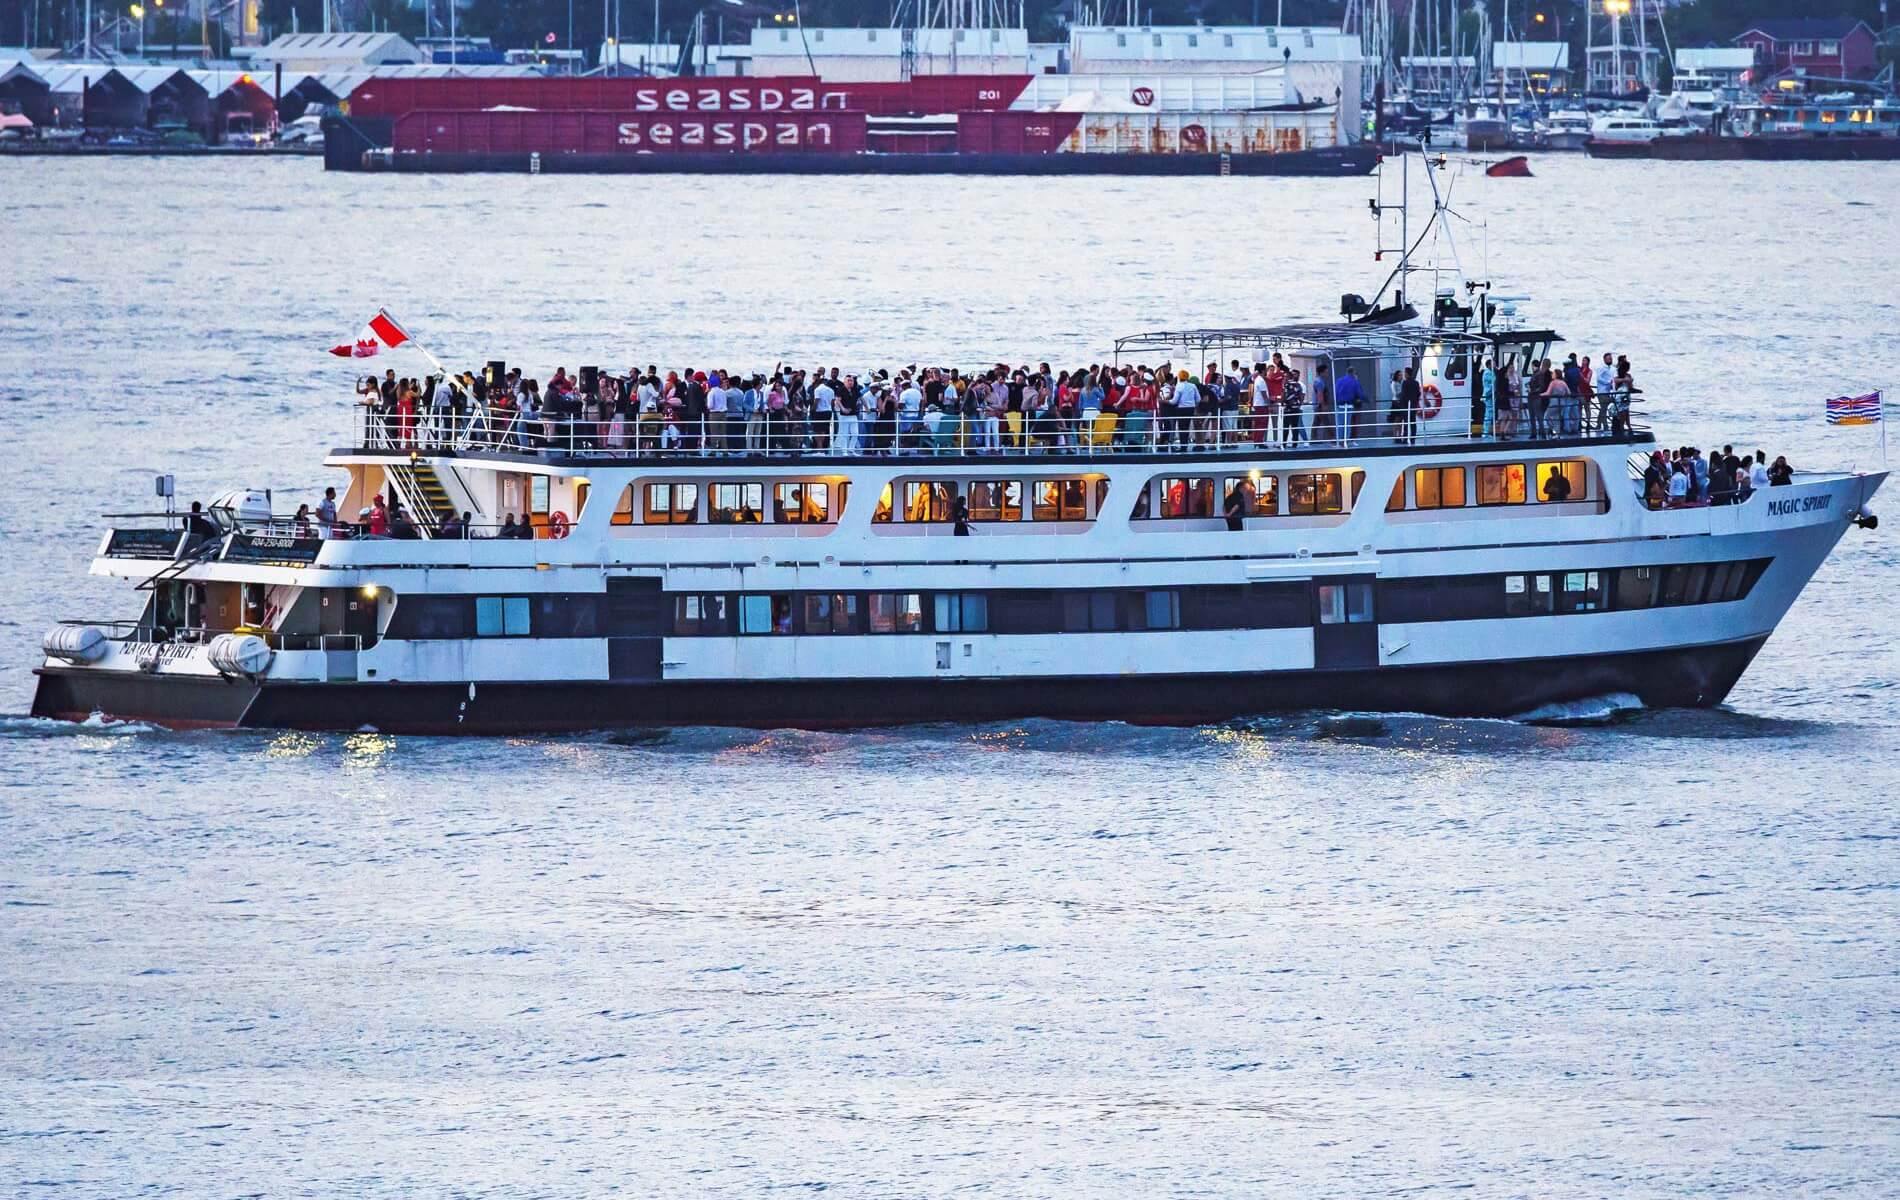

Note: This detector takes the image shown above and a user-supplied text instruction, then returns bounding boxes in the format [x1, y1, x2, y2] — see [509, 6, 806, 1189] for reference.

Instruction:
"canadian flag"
[329, 311, 412, 358]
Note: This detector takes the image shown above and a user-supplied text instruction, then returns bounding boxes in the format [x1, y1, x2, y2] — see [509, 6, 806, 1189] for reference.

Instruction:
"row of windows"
[1395, 461, 1589, 512]
[381, 560, 1769, 642]
[617, 481, 842, 526]
[666, 585, 1309, 637]
[875, 478, 1100, 524]
[1140, 472, 1360, 519]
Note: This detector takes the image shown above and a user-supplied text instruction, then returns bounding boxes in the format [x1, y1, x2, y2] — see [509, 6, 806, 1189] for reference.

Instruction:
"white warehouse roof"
[1492, 41, 1569, 71]
[1069, 25, 1364, 65]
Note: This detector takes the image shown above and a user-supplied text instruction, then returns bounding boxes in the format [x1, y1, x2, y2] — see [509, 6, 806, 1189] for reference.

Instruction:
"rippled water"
[2, 156, 1898, 1195]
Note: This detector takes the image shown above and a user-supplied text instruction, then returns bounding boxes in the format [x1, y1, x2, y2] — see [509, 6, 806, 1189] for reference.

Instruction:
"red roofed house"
[1733, 19, 1878, 80]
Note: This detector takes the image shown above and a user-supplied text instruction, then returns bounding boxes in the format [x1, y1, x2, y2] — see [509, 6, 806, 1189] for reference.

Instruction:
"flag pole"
[380, 307, 450, 378]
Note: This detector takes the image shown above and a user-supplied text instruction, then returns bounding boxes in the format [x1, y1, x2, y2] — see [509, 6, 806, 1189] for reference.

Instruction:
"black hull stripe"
[33, 637, 1767, 734]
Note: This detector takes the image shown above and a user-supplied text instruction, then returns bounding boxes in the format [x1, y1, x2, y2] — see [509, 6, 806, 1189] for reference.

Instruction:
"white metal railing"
[350, 392, 1648, 462]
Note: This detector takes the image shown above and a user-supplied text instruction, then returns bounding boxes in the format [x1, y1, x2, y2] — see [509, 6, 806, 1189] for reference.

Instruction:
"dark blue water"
[1, 156, 1896, 1195]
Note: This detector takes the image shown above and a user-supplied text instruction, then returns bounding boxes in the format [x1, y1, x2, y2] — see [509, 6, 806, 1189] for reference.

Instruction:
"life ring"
[547, 511, 571, 539]
[1419, 384, 1444, 420]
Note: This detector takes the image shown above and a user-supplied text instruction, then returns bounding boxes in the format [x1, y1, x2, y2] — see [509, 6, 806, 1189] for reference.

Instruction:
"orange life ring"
[547, 511, 571, 539]
[1419, 384, 1444, 419]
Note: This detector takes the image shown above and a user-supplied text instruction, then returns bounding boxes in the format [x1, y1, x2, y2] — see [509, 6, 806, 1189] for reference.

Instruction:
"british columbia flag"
[1825, 391, 1883, 425]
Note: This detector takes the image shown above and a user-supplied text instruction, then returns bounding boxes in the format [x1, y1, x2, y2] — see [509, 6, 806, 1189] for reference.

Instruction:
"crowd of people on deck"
[1641, 446, 1794, 510]
[350, 349, 1645, 457]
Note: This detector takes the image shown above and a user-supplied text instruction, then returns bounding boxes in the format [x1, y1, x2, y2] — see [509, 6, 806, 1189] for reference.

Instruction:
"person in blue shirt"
[1333, 366, 1363, 445]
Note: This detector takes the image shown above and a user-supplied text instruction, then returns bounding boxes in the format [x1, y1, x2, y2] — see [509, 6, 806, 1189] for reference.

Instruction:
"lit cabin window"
[1224, 474, 1278, 516]
[903, 480, 958, 522]
[1158, 477, 1215, 519]
[1477, 463, 1528, 506]
[1033, 479, 1087, 521]
[873, 483, 894, 523]
[773, 482, 830, 523]
[1413, 466, 1467, 509]
[967, 480, 1023, 522]
[868, 593, 924, 633]
[612, 486, 636, 525]
[1385, 476, 1405, 513]
[1286, 473, 1344, 516]
[709, 483, 764, 524]
[1536, 461, 1587, 502]
[644, 482, 698, 524]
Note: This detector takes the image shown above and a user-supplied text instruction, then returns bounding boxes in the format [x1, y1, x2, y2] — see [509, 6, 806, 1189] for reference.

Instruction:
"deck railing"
[349, 392, 1647, 461]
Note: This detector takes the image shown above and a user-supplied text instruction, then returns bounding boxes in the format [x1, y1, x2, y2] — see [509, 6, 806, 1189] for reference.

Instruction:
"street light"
[129, 2, 144, 56]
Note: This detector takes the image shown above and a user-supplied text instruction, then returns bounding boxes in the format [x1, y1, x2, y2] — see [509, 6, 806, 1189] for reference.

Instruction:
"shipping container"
[1010, 73, 1291, 113]
[353, 76, 844, 119]
[394, 109, 869, 156]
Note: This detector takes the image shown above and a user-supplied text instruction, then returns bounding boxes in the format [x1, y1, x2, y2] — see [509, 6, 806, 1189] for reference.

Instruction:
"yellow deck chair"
[1090, 412, 1118, 447]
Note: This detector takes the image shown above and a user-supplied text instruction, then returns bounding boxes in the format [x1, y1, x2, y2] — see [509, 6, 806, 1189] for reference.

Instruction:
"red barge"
[322, 73, 1379, 176]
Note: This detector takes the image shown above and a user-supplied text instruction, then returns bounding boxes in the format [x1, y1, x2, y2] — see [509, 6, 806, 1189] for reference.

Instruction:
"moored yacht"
[32, 314, 1884, 732]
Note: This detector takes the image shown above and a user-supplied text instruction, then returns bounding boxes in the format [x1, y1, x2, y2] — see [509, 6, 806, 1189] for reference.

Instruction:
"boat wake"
[1510, 692, 1646, 726]
[0, 711, 164, 738]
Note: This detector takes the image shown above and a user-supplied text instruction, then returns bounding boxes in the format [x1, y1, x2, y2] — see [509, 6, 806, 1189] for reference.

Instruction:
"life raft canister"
[546, 511, 571, 539]
[1419, 384, 1444, 419]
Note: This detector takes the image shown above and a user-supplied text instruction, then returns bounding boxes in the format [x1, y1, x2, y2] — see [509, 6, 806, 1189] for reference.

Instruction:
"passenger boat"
[30, 182, 1887, 733]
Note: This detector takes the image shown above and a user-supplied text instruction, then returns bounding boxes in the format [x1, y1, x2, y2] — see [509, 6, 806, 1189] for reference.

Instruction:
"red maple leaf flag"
[329, 310, 414, 358]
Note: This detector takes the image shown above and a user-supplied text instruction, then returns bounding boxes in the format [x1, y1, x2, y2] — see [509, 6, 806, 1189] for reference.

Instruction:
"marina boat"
[1544, 109, 1594, 151]
[30, 178, 1887, 733]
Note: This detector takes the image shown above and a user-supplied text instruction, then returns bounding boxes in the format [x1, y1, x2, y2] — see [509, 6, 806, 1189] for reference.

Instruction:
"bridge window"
[644, 482, 698, 524]
[1158, 477, 1215, 519]
[1414, 466, 1467, 509]
[967, 480, 1023, 522]
[1477, 463, 1528, 506]
[1287, 473, 1344, 516]
[1537, 461, 1588, 502]
[773, 482, 830, 523]
[709, 482, 764, 523]
[869, 592, 924, 633]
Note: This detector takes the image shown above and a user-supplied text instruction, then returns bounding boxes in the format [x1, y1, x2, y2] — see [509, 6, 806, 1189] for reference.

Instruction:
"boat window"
[802, 593, 860, 634]
[1414, 466, 1468, 509]
[773, 482, 830, 523]
[1129, 590, 1181, 630]
[967, 480, 1022, 522]
[873, 483, 893, 523]
[1503, 573, 1554, 616]
[709, 482, 764, 523]
[1477, 463, 1528, 506]
[1555, 570, 1606, 613]
[671, 594, 730, 635]
[1287, 473, 1345, 516]
[904, 480, 958, 522]
[1158, 477, 1215, 519]
[868, 592, 924, 633]
[1060, 591, 1119, 632]
[475, 596, 531, 637]
[933, 592, 989, 633]
[738, 593, 795, 634]
[612, 486, 636, 526]
[644, 482, 699, 524]
[1537, 460, 1588, 502]
[1316, 582, 1374, 624]
[1031, 479, 1088, 521]
[1225, 474, 1279, 516]
[1385, 475, 1405, 513]
[530, 476, 551, 515]
[1614, 566, 1659, 609]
